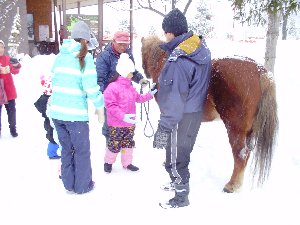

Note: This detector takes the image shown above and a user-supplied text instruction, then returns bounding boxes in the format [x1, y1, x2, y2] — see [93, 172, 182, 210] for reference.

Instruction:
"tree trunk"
[282, 14, 288, 40]
[264, 11, 280, 74]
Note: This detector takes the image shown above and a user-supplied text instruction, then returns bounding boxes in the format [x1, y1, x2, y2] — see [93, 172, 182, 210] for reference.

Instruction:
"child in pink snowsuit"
[103, 53, 157, 173]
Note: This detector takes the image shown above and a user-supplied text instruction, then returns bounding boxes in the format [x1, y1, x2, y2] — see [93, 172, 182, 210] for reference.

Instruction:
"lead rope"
[140, 83, 155, 138]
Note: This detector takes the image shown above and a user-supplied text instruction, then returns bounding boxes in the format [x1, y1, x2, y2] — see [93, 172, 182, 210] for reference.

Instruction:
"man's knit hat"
[116, 53, 135, 78]
[71, 21, 91, 42]
[162, 8, 188, 37]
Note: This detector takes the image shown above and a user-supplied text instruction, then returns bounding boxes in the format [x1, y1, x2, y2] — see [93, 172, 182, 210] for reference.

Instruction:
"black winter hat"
[162, 8, 188, 37]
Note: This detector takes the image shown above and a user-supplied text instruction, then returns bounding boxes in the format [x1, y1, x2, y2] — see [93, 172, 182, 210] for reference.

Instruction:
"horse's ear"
[141, 37, 144, 43]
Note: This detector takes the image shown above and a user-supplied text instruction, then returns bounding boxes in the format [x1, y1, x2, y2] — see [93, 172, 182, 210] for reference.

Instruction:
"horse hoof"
[222, 187, 234, 193]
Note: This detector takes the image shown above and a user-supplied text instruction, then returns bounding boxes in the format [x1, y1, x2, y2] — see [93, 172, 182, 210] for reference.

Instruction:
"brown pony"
[141, 36, 278, 193]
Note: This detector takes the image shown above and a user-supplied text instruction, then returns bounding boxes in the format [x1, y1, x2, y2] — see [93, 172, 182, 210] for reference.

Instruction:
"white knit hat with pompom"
[116, 53, 135, 78]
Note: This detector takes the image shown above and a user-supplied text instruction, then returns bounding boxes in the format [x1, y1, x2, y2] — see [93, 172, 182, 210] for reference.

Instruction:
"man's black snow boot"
[159, 183, 190, 209]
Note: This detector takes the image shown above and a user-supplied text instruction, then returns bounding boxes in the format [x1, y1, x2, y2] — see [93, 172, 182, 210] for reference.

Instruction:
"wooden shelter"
[52, 0, 132, 50]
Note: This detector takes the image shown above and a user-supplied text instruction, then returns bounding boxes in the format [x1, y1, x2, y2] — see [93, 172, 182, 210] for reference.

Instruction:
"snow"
[0, 39, 300, 225]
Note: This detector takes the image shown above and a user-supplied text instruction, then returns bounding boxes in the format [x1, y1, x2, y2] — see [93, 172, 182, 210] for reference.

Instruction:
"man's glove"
[139, 78, 149, 88]
[123, 114, 137, 124]
[95, 108, 105, 123]
[153, 126, 171, 149]
[149, 83, 157, 96]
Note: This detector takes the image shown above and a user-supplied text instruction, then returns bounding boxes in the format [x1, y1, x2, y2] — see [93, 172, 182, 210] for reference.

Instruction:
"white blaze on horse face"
[239, 147, 249, 160]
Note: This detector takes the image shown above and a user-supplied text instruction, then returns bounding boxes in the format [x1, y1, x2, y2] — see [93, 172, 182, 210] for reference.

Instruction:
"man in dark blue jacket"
[95, 31, 148, 145]
[153, 8, 211, 209]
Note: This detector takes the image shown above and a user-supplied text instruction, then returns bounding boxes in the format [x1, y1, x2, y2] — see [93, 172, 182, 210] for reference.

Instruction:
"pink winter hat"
[114, 31, 130, 44]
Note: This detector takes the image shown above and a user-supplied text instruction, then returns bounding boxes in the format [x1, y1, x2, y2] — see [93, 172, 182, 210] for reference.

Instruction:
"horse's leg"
[210, 58, 262, 192]
[223, 128, 251, 193]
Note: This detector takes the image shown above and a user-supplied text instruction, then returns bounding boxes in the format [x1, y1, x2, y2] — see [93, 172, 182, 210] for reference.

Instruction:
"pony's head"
[141, 36, 167, 83]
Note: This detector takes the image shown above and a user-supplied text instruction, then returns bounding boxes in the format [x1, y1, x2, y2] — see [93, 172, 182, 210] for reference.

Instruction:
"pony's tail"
[249, 71, 279, 186]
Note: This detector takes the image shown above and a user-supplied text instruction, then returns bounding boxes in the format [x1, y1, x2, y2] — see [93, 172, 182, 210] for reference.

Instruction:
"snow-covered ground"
[0, 39, 299, 225]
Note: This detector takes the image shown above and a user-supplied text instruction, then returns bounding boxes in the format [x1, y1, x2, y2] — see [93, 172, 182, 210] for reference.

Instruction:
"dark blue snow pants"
[165, 112, 202, 185]
[53, 119, 93, 194]
[0, 99, 17, 132]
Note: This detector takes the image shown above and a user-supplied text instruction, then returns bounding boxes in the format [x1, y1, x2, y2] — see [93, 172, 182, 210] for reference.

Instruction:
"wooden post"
[77, 1, 80, 15]
[130, 0, 133, 49]
[53, 0, 59, 54]
[98, 0, 104, 50]
[59, 5, 62, 26]
[62, 0, 67, 31]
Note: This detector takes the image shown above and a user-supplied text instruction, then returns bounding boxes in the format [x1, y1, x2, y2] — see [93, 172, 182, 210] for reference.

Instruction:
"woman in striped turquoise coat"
[50, 21, 104, 194]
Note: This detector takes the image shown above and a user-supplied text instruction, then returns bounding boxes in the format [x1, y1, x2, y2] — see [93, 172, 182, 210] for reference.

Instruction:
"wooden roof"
[61, 0, 122, 10]
[52, 0, 129, 49]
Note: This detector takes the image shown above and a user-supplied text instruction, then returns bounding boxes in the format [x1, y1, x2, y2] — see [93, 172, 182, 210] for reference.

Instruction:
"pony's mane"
[141, 36, 167, 79]
[141, 35, 165, 55]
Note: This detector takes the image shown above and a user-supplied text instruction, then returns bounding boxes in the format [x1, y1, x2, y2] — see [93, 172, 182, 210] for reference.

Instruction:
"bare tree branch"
[136, 0, 193, 16]
[136, 0, 166, 17]
[183, 0, 192, 14]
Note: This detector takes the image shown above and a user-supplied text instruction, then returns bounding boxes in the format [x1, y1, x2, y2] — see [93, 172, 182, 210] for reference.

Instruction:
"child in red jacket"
[0, 40, 21, 137]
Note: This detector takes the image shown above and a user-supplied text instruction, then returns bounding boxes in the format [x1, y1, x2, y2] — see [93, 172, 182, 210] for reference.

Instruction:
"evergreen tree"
[0, 0, 18, 33]
[281, 1, 296, 40]
[287, 17, 300, 39]
[189, 0, 212, 37]
[148, 26, 157, 35]
[8, 7, 21, 58]
[119, 19, 130, 32]
[230, 0, 300, 73]
[118, 19, 136, 34]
